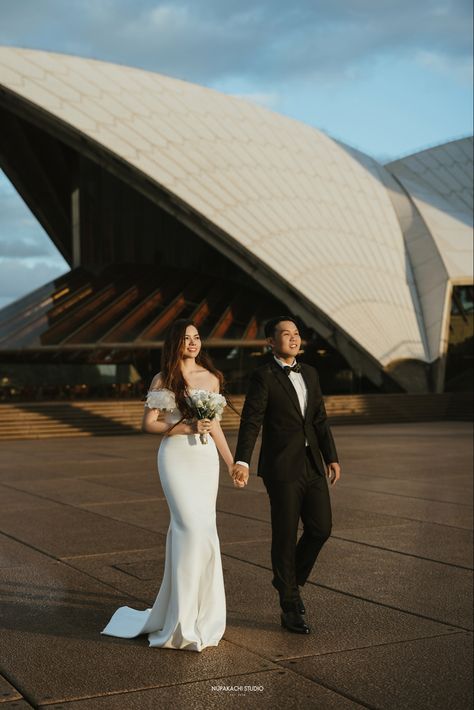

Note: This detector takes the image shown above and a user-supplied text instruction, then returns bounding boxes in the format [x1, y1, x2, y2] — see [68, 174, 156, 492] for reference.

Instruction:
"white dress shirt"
[237, 356, 308, 468]
[275, 355, 308, 417]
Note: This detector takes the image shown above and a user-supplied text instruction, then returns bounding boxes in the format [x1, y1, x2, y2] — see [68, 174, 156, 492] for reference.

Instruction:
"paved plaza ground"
[0, 422, 472, 709]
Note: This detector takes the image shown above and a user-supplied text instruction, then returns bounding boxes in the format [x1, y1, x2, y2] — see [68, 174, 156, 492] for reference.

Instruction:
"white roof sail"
[387, 138, 473, 282]
[386, 139, 473, 365]
[0, 47, 471, 374]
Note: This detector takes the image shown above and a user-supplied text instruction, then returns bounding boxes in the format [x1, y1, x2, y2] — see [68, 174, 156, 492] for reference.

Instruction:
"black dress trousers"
[263, 447, 332, 611]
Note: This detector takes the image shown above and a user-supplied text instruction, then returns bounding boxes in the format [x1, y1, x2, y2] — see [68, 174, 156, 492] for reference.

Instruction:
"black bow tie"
[283, 363, 301, 375]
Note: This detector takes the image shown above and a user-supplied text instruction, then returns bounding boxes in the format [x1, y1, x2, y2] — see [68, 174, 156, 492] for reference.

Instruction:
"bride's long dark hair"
[160, 319, 224, 418]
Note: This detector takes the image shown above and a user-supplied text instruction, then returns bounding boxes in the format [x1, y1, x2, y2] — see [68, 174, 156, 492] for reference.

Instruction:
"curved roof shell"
[0, 47, 472, 385]
[385, 139, 473, 367]
[387, 138, 473, 282]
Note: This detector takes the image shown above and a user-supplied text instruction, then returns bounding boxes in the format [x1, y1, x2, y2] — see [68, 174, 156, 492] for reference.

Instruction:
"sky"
[0, 0, 472, 308]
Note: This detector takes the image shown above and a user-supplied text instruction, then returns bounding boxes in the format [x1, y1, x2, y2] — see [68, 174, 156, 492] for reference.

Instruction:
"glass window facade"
[444, 285, 474, 391]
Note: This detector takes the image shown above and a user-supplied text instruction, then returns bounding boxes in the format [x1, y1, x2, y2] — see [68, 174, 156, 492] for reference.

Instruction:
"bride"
[101, 319, 240, 652]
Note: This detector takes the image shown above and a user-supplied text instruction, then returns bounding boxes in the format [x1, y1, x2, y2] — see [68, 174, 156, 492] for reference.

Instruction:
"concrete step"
[0, 393, 470, 440]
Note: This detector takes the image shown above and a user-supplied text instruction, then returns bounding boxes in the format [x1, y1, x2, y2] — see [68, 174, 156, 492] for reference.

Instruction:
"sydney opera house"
[0, 47, 472, 398]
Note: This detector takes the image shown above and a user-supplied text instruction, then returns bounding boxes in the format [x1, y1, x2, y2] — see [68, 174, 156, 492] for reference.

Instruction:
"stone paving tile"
[0, 562, 271, 706]
[0, 502, 159, 557]
[337, 445, 470, 467]
[0, 485, 54, 511]
[280, 633, 473, 710]
[113, 559, 164, 581]
[0, 674, 22, 703]
[81, 472, 165, 498]
[0, 424, 471, 710]
[216, 513, 272, 545]
[336, 446, 471, 472]
[334, 520, 473, 568]
[0, 435, 154, 459]
[331, 507, 416, 532]
[78, 498, 171, 532]
[341, 474, 473, 505]
[0, 438, 157, 483]
[3, 478, 156, 507]
[63, 552, 460, 668]
[330, 486, 473, 529]
[38, 669, 365, 709]
[218, 556, 458, 661]
[217, 487, 270, 521]
[310, 540, 474, 630]
[0, 459, 149, 483]
[344, 467, 471, 488]
[0, 533, 53, 569]
[216, 485, 415, 534]
[62, 548, 168, 603]
[0, 448, 122, 470]
[223, 539, 473, 630]
[333, 424, 471, 470]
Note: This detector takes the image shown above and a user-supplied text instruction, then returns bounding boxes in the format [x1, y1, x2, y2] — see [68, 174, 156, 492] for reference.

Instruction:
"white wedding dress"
[101, 389, 226, 652]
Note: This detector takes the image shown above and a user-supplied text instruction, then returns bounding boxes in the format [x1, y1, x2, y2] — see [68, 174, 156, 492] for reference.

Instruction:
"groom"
[232, 316, 340, 634]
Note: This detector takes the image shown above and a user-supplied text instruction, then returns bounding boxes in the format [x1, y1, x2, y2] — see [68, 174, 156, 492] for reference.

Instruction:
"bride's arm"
[210, 418, 234, 470]
[141, 407, 194, 436]
[208, 376, 235, 472]
[141, 372, 194, 436]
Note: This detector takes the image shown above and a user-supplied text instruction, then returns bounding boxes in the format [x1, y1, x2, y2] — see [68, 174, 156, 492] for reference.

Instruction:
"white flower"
[186, 390, 227, 420]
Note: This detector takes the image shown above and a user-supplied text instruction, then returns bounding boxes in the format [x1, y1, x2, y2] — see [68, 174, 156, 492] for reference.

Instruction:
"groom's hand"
[326, 462, 341, 486]
[232, 463, 249, 488]
[227, 463, 245, 488]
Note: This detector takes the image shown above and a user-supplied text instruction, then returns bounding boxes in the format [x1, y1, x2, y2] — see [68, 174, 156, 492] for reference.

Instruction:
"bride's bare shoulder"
[149, 372, 164, 391]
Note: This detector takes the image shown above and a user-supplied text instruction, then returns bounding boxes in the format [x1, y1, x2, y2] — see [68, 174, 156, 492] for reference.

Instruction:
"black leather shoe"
[297, 596, 306, 615]
[280, 611, 311, 634]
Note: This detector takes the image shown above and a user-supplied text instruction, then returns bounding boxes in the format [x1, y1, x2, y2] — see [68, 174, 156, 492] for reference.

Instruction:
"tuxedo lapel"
[271, 361, 303, 419]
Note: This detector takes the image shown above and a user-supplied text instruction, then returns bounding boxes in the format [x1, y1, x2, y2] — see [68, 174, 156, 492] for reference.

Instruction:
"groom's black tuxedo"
[235, 359, 338, 480]
[235, 357, 339, 613]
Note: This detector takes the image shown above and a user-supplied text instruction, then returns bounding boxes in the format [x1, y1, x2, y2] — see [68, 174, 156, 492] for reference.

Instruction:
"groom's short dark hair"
[264, 316, 299, 339]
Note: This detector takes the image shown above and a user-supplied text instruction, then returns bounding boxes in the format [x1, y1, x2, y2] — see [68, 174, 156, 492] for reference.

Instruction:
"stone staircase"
[0, 398, 243, 440]
[324, 392, 473, 425]
[0, 393, 471, 440]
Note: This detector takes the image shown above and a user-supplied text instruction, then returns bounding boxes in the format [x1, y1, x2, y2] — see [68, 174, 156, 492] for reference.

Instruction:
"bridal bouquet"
[186, 390, 227, 444]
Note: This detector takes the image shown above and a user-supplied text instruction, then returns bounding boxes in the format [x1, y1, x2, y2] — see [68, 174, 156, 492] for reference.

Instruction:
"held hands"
[326, 462, 341, 486]
[229, 463, 249, 488]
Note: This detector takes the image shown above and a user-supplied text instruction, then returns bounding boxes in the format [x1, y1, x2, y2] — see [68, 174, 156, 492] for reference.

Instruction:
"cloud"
[0, 237, 56, 258]
[415, 49, 474, 84]
[0, 258, 69, 304]
[0, 173, 61, 258]
[0, 0, 471, 87]
[0, 172, 69, 306]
